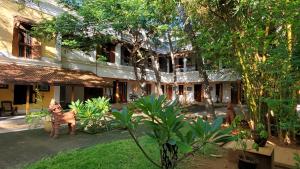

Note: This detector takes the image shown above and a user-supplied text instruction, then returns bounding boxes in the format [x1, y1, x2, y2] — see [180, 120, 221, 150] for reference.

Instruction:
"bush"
[69, 97, 111, 133]
[112, 95, 234, 169]
[25, 110, 50, 128]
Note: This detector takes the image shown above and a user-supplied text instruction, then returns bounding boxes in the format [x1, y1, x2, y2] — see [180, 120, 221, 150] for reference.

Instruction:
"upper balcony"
[62, 49, 239, 84]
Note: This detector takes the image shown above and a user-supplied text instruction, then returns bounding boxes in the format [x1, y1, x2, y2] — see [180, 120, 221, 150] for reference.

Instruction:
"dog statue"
[225, 102, 236, 125]
[48, 99, 76, 138]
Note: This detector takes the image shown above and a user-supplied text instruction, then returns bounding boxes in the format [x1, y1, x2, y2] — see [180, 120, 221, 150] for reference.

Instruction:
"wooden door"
[167, 85, 172, 100]
[194, 84, 202, 102]
[231, 82, 238, 104]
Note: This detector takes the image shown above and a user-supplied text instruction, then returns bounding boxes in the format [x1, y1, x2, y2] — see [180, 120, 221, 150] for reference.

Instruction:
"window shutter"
[31, 37, 42, 59]
[109, 46, 115, 63]
[12, 25, 19, 57]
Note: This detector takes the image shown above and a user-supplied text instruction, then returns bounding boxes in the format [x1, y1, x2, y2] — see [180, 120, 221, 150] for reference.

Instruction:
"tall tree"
[179, 0, 300, 135]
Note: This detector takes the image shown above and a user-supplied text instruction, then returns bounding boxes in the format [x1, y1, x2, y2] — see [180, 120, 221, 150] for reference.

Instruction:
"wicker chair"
[0, 101, 18, 116]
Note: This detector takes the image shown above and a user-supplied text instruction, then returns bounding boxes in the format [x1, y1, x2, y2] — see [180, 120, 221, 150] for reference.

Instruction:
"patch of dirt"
[269, 136, 300, 150]
[180, 149, 238, 169]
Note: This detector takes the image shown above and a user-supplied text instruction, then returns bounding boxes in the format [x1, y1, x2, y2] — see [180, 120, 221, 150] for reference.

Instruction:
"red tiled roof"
[0, 63, 112, 87]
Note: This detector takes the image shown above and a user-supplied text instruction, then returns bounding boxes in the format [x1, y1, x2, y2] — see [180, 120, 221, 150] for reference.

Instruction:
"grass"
[24, 136, 224, 169]
[24, 137, 160, 169]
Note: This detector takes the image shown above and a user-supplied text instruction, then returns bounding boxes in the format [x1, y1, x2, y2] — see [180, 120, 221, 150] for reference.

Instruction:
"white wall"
[115, 44, 121, 65]
[222, 83, 231, 103]
[210, 83, 217, 102]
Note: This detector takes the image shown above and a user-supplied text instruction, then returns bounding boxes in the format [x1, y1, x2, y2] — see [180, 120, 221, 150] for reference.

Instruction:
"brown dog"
[48, 99, 76, 138]
[225, 102, 236, 125]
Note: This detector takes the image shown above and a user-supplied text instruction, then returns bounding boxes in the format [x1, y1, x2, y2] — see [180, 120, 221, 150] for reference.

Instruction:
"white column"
[183, 58, 187, 72]
[115, 43, 122, 65]
[54, 86, 60, 103]
[167, 58, 170, 73]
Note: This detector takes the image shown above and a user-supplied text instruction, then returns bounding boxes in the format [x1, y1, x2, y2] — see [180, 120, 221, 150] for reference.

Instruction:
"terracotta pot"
[238, 158, 257, 169]
[43, 120, 52, 133]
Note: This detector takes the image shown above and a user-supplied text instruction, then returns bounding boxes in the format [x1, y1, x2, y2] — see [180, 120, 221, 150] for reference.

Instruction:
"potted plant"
[235, 129, 258, 169]
[232, 116, 258, 169]
[252, 123, 268, 147]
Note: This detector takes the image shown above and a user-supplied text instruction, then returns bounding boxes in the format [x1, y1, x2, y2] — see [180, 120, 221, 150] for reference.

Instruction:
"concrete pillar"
[71, 86, 75, 102]
[115, 43, 122, 65]
[54, 86, 60, 103]
[183, 57, 187, 72]
[25, 86, 30, 114]
[167, 58, 170, 73]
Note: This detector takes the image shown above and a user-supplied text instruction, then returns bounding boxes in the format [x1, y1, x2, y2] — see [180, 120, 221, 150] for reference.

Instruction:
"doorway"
[231, 82, 238, 104]
[194, 84, 202, 102]
[84, 87, 103, 100]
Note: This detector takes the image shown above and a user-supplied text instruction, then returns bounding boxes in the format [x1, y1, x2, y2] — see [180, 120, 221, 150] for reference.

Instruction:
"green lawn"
[24, 138, 160, 169]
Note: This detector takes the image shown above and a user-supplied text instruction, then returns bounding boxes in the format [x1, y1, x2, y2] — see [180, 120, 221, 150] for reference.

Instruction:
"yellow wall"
[0, 0, 57, 58]
[0, 84, 54, 113]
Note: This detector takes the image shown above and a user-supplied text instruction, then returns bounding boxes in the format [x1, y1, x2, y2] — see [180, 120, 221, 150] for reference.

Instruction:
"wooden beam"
[237, 81, 241, 104]
[71, 86, 75, 102]
[116, 81, 119, 103]
[25, 85, 30, 114]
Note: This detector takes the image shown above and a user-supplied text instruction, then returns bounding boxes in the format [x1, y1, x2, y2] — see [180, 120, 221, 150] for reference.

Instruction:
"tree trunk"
[167, 32, 178, 100]
[150, 52, 163, 96]
[128, 42, 147, 96]
[178, 5, 216, 119]
[161, 143, 178, 169]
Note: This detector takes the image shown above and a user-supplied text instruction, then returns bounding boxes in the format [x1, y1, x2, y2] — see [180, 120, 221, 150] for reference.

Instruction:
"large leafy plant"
[112, 95, 233, 169]
[69, 97, 110, 133]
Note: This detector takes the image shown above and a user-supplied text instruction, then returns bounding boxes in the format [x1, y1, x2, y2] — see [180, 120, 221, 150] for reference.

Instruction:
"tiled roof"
[0, 63, 112, 87]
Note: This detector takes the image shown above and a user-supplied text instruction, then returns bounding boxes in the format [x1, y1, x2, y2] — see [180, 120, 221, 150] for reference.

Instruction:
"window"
[161, 85, 165, 94]
[84, 87, 103, 100]
[96, 44, 115, 63]
[121, 46, 131, 66]
[179, 85, 184, 95]
[146, 84, 151, 95]
[37, 84, 50, 91]
[13, 85, 35, 105]
[12, 16, 41, 59]
[0, 84, 8, 89]
[159, 56, 168, 72]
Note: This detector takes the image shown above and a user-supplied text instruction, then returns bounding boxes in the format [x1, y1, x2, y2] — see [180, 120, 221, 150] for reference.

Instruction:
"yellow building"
[0, 0, 110, 115]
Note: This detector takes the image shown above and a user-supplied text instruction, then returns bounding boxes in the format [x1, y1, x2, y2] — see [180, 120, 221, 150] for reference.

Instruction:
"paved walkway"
[274, 146, 300, 168]
[0, 115, 31, 133]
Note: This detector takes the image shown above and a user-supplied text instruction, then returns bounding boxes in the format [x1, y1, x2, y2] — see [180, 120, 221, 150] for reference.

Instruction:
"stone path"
[274, 146, 300, 168]
[0, 116, 31, 134]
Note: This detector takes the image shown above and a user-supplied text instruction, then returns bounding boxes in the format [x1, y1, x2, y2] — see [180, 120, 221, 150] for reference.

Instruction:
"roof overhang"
[0, 63, 112, 88]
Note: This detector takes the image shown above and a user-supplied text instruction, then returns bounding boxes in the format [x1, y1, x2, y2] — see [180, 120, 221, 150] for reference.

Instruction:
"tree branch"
[128, 129, 162, 168]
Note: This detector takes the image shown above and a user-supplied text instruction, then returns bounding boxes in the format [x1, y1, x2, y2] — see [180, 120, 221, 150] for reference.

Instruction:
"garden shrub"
[69, 97, 111, 133]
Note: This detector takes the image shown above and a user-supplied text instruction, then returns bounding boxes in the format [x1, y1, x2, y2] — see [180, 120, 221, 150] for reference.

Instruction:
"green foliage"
[25, 110, 50, 128]
[294, 153, 300, 169]
[181, 0, 300, 126]
[69, 97, 110, 133]
[112, 95, 233, 169]
[255, 123, 268, 139]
